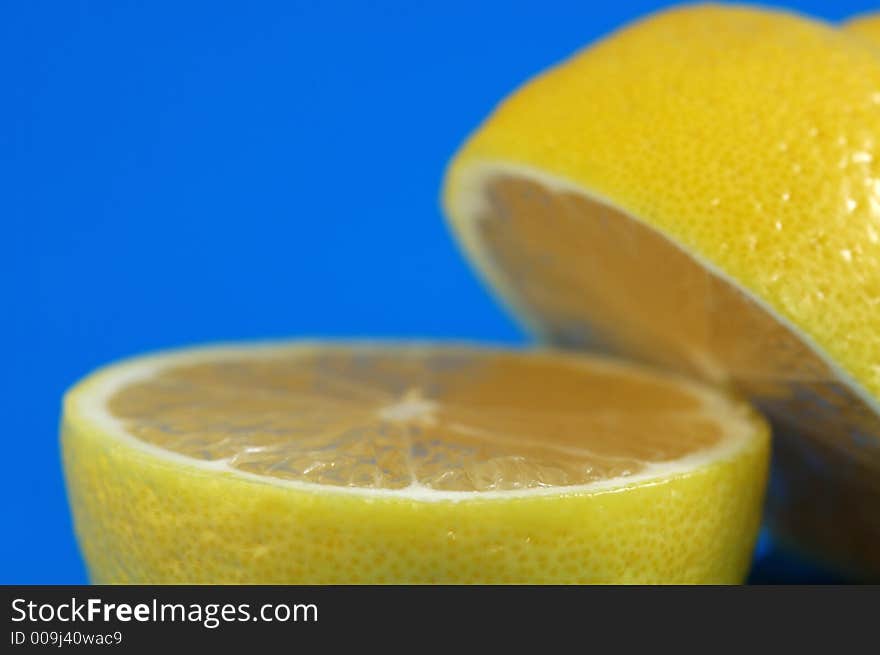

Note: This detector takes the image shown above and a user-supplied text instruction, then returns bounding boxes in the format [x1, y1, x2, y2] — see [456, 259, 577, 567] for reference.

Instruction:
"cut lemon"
[62, 342, 768, 584]
[443, 5, 880, 577]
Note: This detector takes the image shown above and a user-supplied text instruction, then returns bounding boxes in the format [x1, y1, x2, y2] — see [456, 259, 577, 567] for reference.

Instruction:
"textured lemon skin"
[444, 5, 880, 402]
[845, 13, 880, 44]
[62, 404, 768, 585]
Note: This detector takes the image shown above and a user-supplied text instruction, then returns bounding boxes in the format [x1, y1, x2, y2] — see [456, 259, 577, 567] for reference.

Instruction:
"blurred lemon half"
[62, 342, 768, 583]
[443, 5, 880, 577]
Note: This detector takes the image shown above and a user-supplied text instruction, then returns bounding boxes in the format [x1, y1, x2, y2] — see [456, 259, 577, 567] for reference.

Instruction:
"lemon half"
[443, 5, 880, 576]
[62, 342, 768, 583]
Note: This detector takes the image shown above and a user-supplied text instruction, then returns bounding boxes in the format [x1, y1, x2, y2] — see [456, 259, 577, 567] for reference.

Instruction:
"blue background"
[3, 0, 871, 584]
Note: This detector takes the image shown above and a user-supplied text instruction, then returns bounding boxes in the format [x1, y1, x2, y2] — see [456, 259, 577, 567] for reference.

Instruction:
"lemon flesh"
[62, 343, 768, 584]
[443, 6, 880, 577]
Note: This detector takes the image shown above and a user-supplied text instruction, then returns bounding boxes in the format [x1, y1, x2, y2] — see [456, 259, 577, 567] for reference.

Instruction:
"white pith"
[65, 341, 761, 503]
